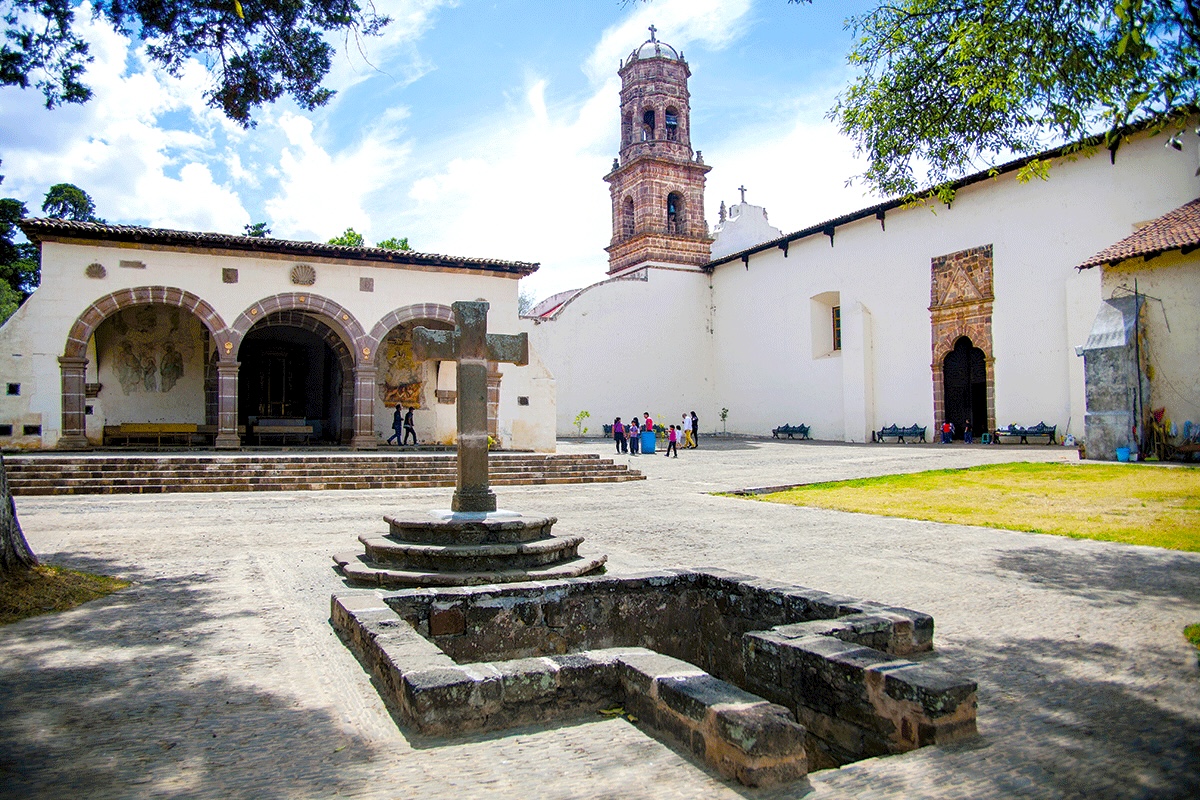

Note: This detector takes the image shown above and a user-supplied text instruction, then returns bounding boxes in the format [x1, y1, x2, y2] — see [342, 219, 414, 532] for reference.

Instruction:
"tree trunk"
[0, 454, 37, 576]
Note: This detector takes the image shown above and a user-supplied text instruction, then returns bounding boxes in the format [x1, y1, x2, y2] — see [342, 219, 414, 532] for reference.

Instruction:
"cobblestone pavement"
[2, 439, 1198, 799]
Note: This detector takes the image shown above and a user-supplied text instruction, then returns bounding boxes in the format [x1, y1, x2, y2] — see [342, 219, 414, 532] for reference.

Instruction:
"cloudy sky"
[0, 0, 883, 301]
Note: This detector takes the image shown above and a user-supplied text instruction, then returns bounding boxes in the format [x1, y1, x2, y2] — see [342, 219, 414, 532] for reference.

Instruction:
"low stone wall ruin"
[331, 568, 977, 785]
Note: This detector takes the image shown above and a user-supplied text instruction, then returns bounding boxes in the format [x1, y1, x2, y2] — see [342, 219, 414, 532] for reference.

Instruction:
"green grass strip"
[752, 462, 1200, 552]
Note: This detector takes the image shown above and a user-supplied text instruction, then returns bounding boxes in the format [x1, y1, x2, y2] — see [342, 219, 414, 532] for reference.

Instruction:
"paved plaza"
[2, 439, 1198, 799]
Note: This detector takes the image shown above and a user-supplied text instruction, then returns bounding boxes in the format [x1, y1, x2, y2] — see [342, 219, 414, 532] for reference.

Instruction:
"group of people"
[388, 405, 418, 445]
[940, 420, 974, 444]
[611, 411, 700, 458]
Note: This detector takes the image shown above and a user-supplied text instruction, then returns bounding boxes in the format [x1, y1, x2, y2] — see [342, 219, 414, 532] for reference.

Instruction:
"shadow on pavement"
[994, 545, 1200, 605]
[0, 555, 378, 800]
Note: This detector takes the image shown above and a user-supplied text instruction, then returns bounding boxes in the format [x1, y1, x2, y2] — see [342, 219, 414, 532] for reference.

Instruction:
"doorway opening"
[942, 336, 987, 440]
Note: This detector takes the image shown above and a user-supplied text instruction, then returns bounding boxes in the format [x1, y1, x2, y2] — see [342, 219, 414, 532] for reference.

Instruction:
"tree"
[518, 288, 536, 316]
[376, 236, 410, 251]
[42, 183, 100, 222]
[327, 227, 364, 247]
[823, 0, 1200, 197]
[244, 222, 272, 238]
[0, 182, 39, 319]
[0, 454, 37, 577]
[0, 0, 390, 127]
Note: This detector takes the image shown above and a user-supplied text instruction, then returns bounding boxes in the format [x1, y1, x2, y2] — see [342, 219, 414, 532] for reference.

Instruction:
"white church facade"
[526, 31, 1200, 454]
[0, 222, 556, 451]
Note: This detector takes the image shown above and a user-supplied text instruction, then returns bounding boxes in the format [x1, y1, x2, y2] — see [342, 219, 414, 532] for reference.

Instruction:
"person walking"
[613, 417, 626, 454]
[963, 420, 973, 444]
[941, 420, 951, 444]
[665, 424, 678, 458]
[387, 405, 404, 445]
[682, 414, 695, 449]
[690, 411, 699, 449]
[403, 407, 417, 445]
[627, 416, 640, 455]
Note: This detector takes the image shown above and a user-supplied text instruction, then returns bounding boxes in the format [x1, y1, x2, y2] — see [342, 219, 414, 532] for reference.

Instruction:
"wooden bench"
[254, 418, 313, 446]
[104, 422, 197, 448]
[772, 424, 810, 440]
[997, 422, 1057, 445]
[874, 424, 927, 443]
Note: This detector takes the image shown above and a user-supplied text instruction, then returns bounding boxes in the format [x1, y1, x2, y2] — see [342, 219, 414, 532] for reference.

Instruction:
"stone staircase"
[3, 452, 643, 496]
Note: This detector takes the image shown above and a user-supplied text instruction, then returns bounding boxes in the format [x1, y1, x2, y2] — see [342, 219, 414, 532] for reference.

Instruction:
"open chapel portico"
[4, 221, 555, 452]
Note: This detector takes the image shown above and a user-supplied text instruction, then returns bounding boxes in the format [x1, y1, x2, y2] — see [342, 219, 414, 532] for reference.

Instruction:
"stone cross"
[738, 185, 747, 204]
[412, 301, 528, 513]
[648, 24, 657, 42]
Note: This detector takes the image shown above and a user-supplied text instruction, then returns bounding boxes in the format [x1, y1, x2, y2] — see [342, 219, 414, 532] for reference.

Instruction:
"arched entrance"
[942, 336, 987, 440]
[237, 311, 354, 444]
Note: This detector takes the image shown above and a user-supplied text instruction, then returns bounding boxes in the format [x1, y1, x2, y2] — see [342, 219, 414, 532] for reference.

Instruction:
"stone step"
[331, 551, 609, 588]
[4, 452, 643, 495]
[359, 534, 585, 572]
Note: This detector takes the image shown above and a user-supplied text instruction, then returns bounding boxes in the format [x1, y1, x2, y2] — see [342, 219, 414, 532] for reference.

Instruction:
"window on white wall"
[810, 291, 841, 358]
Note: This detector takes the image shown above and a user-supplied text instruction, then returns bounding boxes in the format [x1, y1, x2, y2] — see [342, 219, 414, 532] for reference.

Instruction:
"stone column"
[351, 364, 378, 450]
[57, 356, 90, 450]
[215, 362, 242, 449]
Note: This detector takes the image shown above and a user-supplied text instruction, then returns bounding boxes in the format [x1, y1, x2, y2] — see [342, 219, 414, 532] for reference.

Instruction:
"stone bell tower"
[604, 27, 712, 276]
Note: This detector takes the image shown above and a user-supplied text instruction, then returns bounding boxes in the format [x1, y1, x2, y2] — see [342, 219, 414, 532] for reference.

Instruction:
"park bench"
[104, 422, 197, 448]
[874, 424, 927, 443]
[771, 424, 811, 440]
[996, 422, 1057, 445]
[254, 418, 313, 446]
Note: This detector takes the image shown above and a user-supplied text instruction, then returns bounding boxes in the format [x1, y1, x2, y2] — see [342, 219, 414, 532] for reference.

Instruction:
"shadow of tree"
[994, 545, 1200, 605]
[0, 555, 379, 800]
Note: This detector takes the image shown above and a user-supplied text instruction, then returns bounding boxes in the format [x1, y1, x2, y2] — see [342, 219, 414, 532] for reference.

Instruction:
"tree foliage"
[42, 183, 100, 221]
[0, 192, 38, 320]
[243, 221, 271, 237]
[327, 227, 364, 247]
[0, 0, 390, 126]
[376, 236, 409, 251]
[824, 0, 1200, 196]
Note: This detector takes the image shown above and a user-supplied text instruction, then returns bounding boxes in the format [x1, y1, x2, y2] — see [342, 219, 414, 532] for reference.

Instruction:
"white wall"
[0, 241, 555, 451]
[525, 268, 716, 437]
[536, 125, 1200, 444]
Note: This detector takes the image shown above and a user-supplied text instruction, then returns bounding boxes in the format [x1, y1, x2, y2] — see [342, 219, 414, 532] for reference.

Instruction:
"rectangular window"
[23, 424, 41, 436]
[832, 306, 842, 351]
[0, 424, 11, 436]
[6, 383, 18, 395]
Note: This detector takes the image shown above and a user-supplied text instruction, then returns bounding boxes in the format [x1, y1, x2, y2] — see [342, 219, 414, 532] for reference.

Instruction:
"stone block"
[615, 650, 705, 696]
[713, 703, 806, 759]
[429, 606, 466, 636]
[656, 674, 762, 723]
[496, 657, 559, 704]
[880, 663, 978, 719]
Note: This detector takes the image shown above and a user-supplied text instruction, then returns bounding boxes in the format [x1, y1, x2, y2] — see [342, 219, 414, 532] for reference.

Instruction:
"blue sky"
[0, 0, 883, 300]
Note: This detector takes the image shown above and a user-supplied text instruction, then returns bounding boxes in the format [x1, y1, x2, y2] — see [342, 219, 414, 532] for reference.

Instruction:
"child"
[628, 416, 640, 455]
[665, 424, 678, 458]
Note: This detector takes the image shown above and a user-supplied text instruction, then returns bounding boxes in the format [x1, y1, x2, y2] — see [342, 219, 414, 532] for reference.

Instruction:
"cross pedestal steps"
[333, 510, 607, 588]
[3, 452, 642, 496]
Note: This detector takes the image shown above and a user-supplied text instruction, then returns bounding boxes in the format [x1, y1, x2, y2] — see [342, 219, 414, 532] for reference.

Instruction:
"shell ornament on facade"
[290, 264, 317, 285]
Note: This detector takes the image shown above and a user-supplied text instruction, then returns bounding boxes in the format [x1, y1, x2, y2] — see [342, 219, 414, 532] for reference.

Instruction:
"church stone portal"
[931, 245, 996, 437]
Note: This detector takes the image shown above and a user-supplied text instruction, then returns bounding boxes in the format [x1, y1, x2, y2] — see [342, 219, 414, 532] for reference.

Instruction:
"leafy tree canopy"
[244, 221, 271, 237]
[1, 0, 390, 127]
[0, 197, 38, 323]
[42, 183, 100, 222]
[327, 227, 365, 247]
[376, 236, 409, 251]
[823, 0, 1200, 197]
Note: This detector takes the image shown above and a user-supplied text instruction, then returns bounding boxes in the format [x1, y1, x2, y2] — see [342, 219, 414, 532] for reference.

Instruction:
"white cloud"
[264, 114, 413, 242]
[323, 0, 455, 97]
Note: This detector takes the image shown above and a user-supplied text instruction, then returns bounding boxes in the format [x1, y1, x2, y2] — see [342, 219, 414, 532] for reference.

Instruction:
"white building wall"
[0, 241, 555, 450]
[525, 268, 715, 437]
[539, 126, 1198, 444]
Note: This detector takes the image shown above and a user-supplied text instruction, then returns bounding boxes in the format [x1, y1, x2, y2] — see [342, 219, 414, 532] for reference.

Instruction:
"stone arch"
[57, 287, 231, 449]
[667, 191, 685, 235]
[63, 286, 230, 361]
[931, 323, 995, 437]
[622, 196, 636, 239]
[229, 293, 367, 362]
[365, 303, 456, 357]
[238, 309, 357, 444]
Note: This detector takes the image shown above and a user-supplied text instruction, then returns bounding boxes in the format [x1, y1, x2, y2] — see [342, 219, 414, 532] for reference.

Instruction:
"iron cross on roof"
[412, 301, 529, 513]
[648, 24, 657, 42]
[738, 185, 747, 203]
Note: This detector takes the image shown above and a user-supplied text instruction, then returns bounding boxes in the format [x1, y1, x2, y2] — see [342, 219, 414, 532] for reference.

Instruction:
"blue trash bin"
[641, 430, 656, 454]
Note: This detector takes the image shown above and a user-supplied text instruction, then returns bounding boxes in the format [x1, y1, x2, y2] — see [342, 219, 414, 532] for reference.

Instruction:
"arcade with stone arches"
[58, 288, 511, 450]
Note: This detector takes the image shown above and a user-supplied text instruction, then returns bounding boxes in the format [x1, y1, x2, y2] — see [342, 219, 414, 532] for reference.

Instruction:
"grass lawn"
[752, 462, 1200, 552]
[1, 565, 129, 625]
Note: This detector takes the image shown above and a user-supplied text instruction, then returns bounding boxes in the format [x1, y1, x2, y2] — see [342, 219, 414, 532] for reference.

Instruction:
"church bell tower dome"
[604, 26, 712, 276]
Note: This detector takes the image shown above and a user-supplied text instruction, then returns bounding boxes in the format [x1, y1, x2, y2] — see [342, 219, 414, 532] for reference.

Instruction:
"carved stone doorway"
[942, 337, 987, 439]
